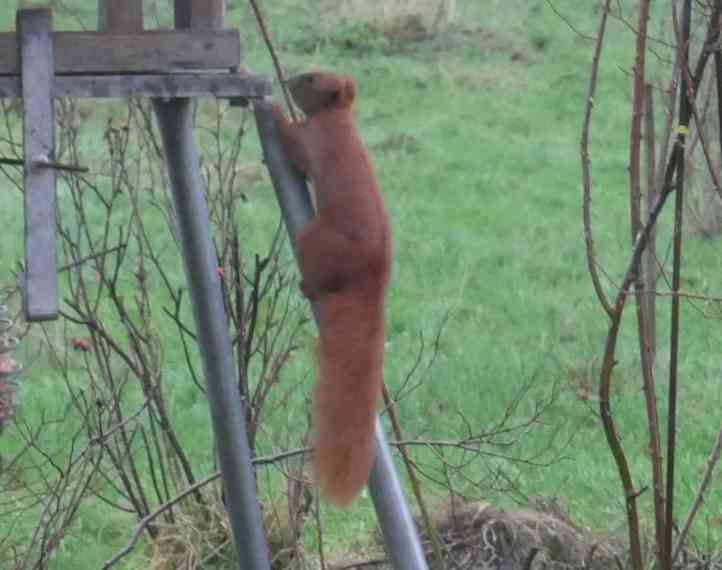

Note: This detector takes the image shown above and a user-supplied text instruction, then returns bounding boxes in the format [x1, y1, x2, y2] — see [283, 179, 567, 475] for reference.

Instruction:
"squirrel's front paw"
[270, 102, 287, 124]
[299, 280, 317, 301]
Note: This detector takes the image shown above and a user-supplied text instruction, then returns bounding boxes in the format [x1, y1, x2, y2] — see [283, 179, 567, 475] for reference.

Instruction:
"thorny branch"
[581, 0, 614, 318]
[628, 3, 665, 568]
[580, 1, 722, 568]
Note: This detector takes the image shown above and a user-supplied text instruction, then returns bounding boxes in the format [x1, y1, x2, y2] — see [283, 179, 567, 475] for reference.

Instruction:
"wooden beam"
[18, 10, 58, 321]
[175, 0, 225, 29]
[98, 0, 144, 32]
[0, 72, 271, 99]
[0, 29, 241, 75]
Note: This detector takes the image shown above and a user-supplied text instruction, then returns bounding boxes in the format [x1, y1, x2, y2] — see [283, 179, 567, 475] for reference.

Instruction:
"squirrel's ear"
[338, 76, 356, 107]
[314, 73, 355, 107]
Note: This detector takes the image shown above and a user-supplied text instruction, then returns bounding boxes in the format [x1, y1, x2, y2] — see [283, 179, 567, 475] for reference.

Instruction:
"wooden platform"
[0, 29, 242, 75]
[0, 6, 272, 101]
[0, 71, 271, 99]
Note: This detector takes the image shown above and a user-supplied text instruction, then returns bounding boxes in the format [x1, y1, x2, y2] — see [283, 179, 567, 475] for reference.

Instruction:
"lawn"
[1, 1, 721, 568]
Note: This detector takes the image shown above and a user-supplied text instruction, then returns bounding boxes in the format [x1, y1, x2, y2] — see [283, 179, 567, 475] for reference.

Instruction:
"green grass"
[2, 0, 722, 567]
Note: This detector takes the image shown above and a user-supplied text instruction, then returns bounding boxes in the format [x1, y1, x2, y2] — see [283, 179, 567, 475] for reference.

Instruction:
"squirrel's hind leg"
[297, 221, 364, 300]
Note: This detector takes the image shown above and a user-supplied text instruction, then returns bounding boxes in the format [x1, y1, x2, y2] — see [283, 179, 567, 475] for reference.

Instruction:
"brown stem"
[599, 141, 681, 570]
[629, 6, 665, 568]
[643, 84, 658, 364]
[716, 50, 722, 157]
[629, 0, 650, 244]
[581, 0, 614, 318]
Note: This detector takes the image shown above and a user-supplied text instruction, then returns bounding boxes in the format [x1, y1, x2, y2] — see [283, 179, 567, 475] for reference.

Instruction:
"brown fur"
[272, 72, 391, 506]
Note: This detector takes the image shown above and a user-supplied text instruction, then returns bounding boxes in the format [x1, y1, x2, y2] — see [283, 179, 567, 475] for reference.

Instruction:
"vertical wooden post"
[98, 0, 143, 32]
[175, 0, 225, 29]
[18, 9, 58, 322]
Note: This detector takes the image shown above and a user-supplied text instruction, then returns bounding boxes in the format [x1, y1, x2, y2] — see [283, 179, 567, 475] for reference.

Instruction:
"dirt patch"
[373, 133, 421, 155]
[296, 2, 527, 59]
[330, 0, 456, 35]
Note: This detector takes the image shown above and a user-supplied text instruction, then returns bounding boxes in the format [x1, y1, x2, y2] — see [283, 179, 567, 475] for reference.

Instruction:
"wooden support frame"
[3, 2, 269, 323]
[1, 0, 239, 76]
[18, 10, 58, 321]
[0, 72, 270, 99]
[0, 30, 241, 75]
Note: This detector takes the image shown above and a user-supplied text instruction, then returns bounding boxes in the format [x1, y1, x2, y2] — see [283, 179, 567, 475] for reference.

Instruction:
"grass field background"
[1, 1, 721, 567]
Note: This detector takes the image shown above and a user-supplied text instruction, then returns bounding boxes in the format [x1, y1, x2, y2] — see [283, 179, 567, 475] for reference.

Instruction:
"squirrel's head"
[286, 72, 356, 116]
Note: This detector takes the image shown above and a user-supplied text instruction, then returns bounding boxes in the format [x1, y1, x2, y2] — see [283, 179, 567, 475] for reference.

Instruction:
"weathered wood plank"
[18, 9, 58, 321]
[175, 0, 225, 29]
[99, 0, 144, 32]
[0, 29, 241, 75]
[0, 72, 271, 99]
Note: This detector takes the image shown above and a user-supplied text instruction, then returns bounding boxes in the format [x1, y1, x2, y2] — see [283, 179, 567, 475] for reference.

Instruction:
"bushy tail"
[313, 288, 385, 506]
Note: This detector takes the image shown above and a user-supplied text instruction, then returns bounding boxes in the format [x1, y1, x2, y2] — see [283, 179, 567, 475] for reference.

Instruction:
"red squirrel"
[271, 72, 391, 506]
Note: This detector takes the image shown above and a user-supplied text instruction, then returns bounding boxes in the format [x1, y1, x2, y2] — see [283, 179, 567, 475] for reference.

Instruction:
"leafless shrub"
[580, 1, 722, 569]
[0, 94, 312, 568]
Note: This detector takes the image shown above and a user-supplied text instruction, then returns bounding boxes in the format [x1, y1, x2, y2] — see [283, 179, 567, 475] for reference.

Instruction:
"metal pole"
[254, 100, 429, 570]
[153, 98, 271, 570]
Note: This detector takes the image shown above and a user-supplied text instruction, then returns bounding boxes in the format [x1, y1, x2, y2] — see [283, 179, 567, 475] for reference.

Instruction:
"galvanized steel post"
[154, 98, 271, 570]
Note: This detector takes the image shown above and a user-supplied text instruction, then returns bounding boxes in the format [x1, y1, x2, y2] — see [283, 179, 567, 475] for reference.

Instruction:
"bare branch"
[581, 0, 614, 318]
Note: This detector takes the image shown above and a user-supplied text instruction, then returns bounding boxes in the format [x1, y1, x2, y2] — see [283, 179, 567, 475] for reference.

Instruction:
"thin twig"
[649, 289, 722, 302]
[643, 84, 657, 364]
[672, 423, 722, 564]
[35, 157, 89, 174]
[246, 0, 299, 121]
[0, 156, 89, 173]
[0, 157, 24, 166]
[336, 558, 389, 569]
[545, 0, 595, 41]
[57, 245, 126, 273]
[716, 51, 722, 163]
[381, 384, 446, 569]
[581, 0, 614, 318]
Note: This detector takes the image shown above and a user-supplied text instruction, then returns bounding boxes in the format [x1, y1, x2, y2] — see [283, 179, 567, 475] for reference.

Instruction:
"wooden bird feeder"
[0, 0, 270, 321]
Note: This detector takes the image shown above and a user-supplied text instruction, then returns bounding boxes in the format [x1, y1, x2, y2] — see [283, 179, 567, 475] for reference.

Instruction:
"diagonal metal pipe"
[254, 99, 428, 570]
